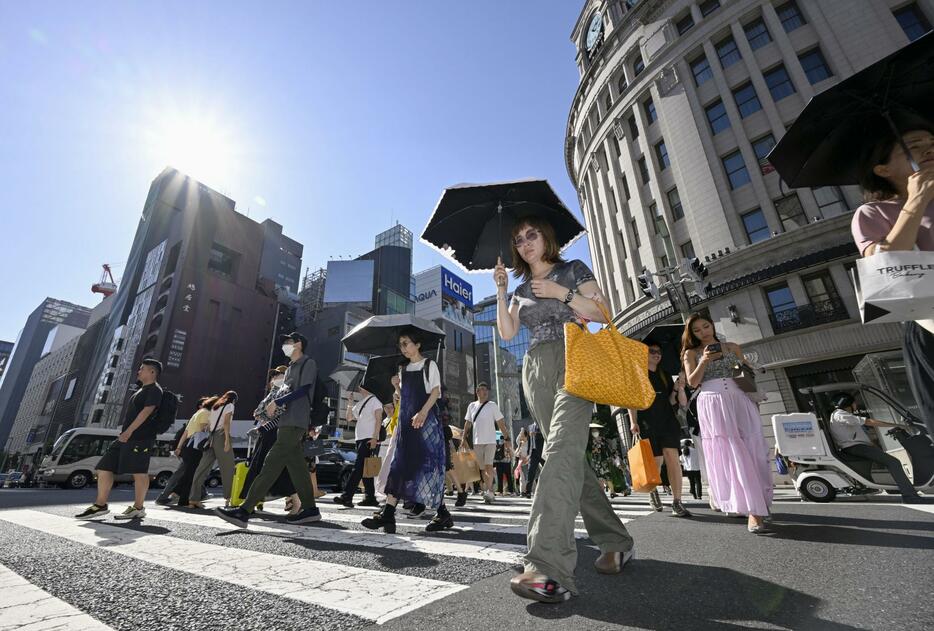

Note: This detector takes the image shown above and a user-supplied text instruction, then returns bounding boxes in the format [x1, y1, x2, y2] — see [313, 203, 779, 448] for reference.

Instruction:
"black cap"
[280, 331, 308, 350]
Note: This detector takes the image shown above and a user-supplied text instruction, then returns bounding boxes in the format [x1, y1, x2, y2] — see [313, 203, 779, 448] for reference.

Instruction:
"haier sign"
[442, 268, 472, 308]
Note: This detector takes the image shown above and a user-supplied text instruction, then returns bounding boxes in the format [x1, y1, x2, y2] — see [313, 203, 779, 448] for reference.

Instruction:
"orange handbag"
[564, 300, 655, 409]
[627, 438, 661, 493]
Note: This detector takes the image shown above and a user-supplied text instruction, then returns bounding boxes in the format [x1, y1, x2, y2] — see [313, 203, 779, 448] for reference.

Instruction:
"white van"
[37, 428, 180, 490]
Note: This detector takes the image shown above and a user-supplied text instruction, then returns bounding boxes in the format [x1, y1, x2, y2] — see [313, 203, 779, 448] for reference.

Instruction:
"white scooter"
[772, 382, 934, 502]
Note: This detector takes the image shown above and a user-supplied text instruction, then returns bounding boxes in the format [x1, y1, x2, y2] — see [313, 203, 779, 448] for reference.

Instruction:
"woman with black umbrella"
[495, 216, 635, 604]
[852, 123, 934, 440]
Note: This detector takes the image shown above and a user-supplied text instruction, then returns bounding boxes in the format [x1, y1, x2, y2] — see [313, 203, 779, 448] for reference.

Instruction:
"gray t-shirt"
[279, 355, 317, 428]
[510, 259, 595, 352]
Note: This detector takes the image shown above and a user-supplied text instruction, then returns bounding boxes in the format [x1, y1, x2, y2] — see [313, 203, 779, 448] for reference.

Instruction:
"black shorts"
[96, 439, 154, 475]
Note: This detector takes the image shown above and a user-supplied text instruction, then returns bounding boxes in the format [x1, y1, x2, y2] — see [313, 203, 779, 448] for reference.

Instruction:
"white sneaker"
[114, 505, 146, 520]
[483, 491, 495, 504]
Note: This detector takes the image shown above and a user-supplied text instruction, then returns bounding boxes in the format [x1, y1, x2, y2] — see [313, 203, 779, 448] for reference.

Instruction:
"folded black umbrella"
[420, 179, 586, 272]
[361, 354, 404, 404]
[639, 324, 684, 376]
[342, 313, 446, 356]
[768, 31, 934, 188]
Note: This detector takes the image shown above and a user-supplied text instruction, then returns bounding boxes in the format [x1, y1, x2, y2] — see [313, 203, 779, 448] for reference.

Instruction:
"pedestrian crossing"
[0, 493, 657, 630]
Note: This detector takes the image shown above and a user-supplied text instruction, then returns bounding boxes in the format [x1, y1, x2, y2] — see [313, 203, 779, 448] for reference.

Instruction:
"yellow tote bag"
[564, 300, 655, 410]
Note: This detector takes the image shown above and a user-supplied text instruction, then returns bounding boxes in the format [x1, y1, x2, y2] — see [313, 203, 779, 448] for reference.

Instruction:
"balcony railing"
[769, 298, 850, 334]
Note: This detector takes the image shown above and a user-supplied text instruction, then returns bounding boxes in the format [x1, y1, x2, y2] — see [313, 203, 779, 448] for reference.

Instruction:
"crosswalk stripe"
[269, 503, 614, 537]
[138, 504, 527, 564]
[322, 496, 653, 518]
[0, 561, 116, 631]
[0, 509, 466, 625]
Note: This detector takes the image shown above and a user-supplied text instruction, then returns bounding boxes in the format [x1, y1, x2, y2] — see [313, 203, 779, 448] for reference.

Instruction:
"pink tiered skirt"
[697, 379, 773, 516]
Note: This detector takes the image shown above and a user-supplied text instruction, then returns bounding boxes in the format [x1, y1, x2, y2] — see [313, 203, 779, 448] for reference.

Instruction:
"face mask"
[591, 431, 599, 438]
[282, 344, 294, 356]
[271, 377, 285, 388]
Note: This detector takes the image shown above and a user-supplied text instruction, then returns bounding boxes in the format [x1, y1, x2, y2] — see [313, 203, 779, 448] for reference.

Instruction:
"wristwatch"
[563, 289, 575, 304]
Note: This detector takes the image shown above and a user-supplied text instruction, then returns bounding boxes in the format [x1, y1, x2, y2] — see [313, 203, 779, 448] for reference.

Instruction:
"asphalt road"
[0, 486, 931, 631]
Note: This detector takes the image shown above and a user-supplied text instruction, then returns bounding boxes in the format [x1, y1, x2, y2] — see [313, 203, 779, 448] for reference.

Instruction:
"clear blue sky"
[0, 1, 591, 341]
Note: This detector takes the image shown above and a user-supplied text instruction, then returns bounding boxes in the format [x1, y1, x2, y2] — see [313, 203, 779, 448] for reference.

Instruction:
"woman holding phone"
[682, 314, 772, 533]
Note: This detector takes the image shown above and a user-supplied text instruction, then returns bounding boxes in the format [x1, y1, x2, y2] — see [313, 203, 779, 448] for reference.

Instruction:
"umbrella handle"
[884, 111, 921, 173]
[498, 202, 503, 260]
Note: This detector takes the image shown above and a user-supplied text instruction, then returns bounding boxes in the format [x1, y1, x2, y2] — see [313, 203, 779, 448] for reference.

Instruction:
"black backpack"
[297, 358, 331, 428]
[152, 388, 179, 434]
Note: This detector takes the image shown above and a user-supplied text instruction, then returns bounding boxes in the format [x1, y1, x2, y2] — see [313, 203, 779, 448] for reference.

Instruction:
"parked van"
[37, 428, 180, 490]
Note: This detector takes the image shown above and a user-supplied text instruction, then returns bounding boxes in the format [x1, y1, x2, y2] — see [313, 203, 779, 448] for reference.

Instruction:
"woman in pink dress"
[682, 314, 772, 533]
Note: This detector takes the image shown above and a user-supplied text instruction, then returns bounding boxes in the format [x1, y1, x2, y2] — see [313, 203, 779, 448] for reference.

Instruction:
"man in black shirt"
[76, 358, 163, 520]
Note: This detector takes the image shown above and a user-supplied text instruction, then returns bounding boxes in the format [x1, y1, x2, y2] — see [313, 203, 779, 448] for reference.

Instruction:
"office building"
[473, 294, 532, 430]
[0, 341, 13, 382]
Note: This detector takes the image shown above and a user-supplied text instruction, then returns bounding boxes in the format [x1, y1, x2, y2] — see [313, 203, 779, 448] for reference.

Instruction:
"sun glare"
[142, 106, 242, 193]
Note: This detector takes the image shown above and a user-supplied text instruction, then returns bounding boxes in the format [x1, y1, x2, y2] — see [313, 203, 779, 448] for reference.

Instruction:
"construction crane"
[91, 264, 118, 297]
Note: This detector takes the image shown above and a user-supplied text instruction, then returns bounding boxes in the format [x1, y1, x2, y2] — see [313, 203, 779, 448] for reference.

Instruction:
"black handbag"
[731, 363, 758, 393]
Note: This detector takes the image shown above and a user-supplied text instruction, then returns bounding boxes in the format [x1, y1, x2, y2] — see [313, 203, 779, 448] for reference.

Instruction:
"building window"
[633, 56, 645, 77]
[742, 208, 771, 243]
[775, 193, 808, 231]
[690, 54, 714, 85]
[716, 36, 742, 68]
[894, 3, 932, 40]
[776, 1, 806, 33]
[622, 174, 631, 200]
[813, 186, 848, 218]
[638, 156, 650, 184]
[655, 140, 670, 170]
[699, 0, 720, 17]
[650, 202, 660, 234]
[766, 283, 797, 318]
[752, 134, 776, 161]
[744, 18, 772, 50]
[659, 254, 670, 270]
[605, 91, 613, 111]
[764, 64, 796, 101]
[100, 390, 109, 404]
[618, 74, 628, 94]
[644, 97, 657, 124]
[109, 355, 119, 368]
[208, 243, 240, 279]
[803, 269, 841, 305]
[64, 377, 77, 400]
[681, 240, 696, 259]
[668, 188, 684, 220]
[705, 99, 730, 134]
[618, 231, 628, 258]
[612, 135, 622, 157]
[105, 373, 114, 386]
[628, 114, 639, 139]
[631, 218, 642, 247]
[676, 12, 695, 35]
[723, 151, 751, 190]
[798, 48, 833, 85]
[733, 82, 762, 118]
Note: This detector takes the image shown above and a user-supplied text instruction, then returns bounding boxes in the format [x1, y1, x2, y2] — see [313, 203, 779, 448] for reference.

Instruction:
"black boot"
[454, 491, 468, 507]
[362, 504, 396, 534]
[426, 505, 454, 533]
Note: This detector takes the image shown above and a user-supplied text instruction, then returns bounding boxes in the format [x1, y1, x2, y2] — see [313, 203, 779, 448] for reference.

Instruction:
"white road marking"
[0, 562, 116, 631]
[0, 509, 465, 625]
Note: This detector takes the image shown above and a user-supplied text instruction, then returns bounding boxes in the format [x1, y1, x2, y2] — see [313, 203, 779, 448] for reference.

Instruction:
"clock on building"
[586, 12, 604, 52]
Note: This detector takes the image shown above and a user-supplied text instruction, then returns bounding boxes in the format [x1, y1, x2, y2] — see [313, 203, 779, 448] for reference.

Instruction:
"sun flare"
[141, 106, 242, 193]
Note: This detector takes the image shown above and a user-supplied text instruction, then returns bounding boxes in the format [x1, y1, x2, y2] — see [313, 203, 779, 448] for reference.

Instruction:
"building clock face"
[586, 13, 603, 52]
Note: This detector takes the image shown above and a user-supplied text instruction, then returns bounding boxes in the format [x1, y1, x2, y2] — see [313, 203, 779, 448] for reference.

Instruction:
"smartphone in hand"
[705, 342, 722, 354]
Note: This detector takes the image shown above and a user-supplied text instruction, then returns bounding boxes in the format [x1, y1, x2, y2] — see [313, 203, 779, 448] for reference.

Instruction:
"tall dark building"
[260, 219, 303, 295]
[79, 168, 303, 426]
[0, 341, 13, 382]
[358, 224, 414, 316]
[0, 299, 91, 452]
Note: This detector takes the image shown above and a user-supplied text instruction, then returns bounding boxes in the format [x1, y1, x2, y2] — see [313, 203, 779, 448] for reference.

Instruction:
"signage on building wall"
[166, 329, 188, 369]
[441, 268, 472, 307]
[416, 289, 437, 303]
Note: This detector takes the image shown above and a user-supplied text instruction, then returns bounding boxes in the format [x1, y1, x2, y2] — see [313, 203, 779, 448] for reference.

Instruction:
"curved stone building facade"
[566, 0, 932, 430]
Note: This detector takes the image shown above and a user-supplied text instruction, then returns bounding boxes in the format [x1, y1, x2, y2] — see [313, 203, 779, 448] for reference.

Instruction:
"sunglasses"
[648, 348, 662, 355]
[513, 229, 541, 247]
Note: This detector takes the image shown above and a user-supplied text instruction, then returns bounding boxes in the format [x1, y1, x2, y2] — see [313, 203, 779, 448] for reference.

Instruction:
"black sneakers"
[214, 506, 250, 528]
[333, 496, 354, 508]
[75, 504, 109, 520]
[425, 510, 454, 533]
[286, 507, 322, 524]
[362, 505, 397, 534]
[357, 497, 380, 508]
